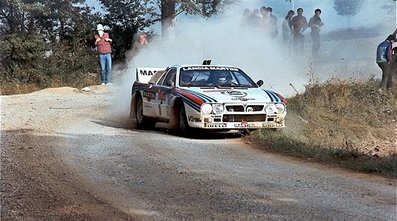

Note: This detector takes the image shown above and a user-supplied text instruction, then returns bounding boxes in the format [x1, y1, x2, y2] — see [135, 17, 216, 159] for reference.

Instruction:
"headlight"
[266, 103, 286, 114]
[275, 103, 286, 114]
[265, 104, 276, 114]
[201, 103, 213, 115]
[212, 103, 224, 115]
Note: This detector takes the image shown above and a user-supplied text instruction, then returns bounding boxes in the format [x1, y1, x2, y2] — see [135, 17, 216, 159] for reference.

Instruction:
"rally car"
[129, 60, 287, 134]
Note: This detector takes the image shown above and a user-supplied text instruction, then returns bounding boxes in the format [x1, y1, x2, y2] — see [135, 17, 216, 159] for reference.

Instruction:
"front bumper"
[187, 113, 286, 129]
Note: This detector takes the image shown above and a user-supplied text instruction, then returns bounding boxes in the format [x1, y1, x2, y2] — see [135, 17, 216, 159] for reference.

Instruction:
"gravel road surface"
[1, 86, 396, 220]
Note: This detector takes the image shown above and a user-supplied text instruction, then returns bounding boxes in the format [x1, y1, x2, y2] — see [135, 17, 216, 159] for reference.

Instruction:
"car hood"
[177, 87, 284, 103]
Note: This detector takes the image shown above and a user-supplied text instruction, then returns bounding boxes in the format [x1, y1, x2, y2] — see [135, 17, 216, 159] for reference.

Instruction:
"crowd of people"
[242, 6, 323, 57]
[93, 8, 395, 93]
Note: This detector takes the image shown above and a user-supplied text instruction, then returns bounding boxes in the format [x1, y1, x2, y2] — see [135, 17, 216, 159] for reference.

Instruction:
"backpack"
[376, 40, 390, 63]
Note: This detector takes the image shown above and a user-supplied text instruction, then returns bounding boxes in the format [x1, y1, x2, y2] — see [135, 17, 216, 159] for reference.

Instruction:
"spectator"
[133, 32, 149, 52]
[282, 10, 295, 48]
[291, 8, 308, 53]
[241, 8, 252, 27]
[260, 6, 271, 36]
[94, 24, 113, 85]
[267, 7, 278, 38]
[308, 8, 324, 57]
[250, 9, 262, 26]
[376, 35, 394, 91]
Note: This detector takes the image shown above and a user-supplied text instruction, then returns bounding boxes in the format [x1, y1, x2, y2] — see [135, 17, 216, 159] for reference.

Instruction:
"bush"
[0, 33, 99, 94]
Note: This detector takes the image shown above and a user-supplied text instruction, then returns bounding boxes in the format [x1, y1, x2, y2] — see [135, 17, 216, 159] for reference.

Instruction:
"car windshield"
[179, 66, 258, 88]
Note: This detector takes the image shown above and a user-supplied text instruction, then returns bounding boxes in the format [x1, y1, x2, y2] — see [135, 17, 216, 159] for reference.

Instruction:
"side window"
[162, 68, 176, 87]
[157, 69, 168, 85]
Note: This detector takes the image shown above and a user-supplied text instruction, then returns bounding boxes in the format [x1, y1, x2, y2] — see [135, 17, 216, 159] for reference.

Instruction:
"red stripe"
[175, 88, 205, 105]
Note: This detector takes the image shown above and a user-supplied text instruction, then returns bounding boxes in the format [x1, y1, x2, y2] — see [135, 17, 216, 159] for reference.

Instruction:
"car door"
[156, 68, 176, 120]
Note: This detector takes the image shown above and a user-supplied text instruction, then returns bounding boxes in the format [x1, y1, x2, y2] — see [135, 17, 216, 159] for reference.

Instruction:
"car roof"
[173, 64, 241, 69]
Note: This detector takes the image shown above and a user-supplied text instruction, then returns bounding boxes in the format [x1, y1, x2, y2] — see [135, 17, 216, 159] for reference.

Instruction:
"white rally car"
[130, 60, 287, 134]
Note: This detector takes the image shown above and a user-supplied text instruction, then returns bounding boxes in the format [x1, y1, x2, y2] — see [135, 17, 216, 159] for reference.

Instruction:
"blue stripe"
[264, 90, 276, 102]
[268, 90, 281, 102]
[178, 88, 217, 103]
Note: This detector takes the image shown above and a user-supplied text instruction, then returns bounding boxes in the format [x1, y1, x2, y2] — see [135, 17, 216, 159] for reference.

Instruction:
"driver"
[215, 72, 233, 85]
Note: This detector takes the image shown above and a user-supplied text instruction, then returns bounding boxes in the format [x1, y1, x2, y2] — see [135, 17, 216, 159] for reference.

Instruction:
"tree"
[160, 0, 237, 37]
[334, 0, 365, 18]
[98, 0, 237, 59]
[99, 0, 157, 60]
[0, 0, 99, 88]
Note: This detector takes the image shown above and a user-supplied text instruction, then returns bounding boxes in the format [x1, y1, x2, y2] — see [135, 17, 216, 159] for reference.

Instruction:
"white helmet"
[96, 24, 104, 31]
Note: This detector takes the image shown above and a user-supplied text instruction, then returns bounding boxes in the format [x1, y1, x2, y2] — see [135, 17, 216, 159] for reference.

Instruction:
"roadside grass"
[0, 72, 99, 95]
[250, 78, 397, 178]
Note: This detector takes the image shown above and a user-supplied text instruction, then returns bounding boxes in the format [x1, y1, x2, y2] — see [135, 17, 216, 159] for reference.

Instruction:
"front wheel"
[135, 96, 156, 129]
[178, 104, 191, 135]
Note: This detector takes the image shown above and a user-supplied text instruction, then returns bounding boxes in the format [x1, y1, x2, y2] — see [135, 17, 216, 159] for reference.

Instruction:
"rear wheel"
[135, 96, 156, 129]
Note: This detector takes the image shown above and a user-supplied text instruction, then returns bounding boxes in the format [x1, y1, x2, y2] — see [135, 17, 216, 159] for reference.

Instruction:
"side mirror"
[256, 80, 264, 87]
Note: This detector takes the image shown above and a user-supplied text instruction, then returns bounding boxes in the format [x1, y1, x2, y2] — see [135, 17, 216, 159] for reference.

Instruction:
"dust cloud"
[110, 0, 396, 115]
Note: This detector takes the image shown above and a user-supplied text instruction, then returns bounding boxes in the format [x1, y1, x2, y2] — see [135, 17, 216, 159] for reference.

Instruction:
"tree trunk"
[161, 0, 175, 38]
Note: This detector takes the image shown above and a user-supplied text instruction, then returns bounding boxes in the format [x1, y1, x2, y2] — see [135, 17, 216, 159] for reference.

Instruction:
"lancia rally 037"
[129, 60, 287, 134]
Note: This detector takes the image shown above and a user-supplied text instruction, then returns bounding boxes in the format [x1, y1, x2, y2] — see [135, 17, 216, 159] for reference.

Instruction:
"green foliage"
[175, 0, 237, 18]
[334, 0, 364, 18]
[0, 0, 99, 92]
[99, 0, 157, 60]
[98, 0, 238, 59]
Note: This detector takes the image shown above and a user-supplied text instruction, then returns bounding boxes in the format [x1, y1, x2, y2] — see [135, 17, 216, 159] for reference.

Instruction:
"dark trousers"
[377, 62, 392, 90]
[293, 32, 304, 53]
[311, 31, 320, 57]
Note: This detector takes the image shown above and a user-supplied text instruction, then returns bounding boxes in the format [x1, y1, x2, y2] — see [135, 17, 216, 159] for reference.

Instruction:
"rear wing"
[135, 67, 166, 83]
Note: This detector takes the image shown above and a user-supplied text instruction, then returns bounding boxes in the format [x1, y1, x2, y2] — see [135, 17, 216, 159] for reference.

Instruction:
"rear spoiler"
[135, 67, 166, 83]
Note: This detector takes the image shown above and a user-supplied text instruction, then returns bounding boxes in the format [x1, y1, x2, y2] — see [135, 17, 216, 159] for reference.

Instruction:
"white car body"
[130, 62, 287, 132]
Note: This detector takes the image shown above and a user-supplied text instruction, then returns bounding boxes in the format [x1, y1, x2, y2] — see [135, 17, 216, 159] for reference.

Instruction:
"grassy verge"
[249, 79, 397, 178]
[248, 130, 397, 177]
[0, 72, 99, 95]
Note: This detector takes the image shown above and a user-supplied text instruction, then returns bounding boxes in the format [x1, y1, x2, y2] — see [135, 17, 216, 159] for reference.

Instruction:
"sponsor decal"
[233, 123, 256, 127]
[262, 123, 284, 128]
[158, 90, 166, 101]
[221, 90, 247, 97]
[139, 69, 157, 76]
[143, 91, 155, 100]
[188, 116, 201, 122]
[231, 97, 255, 101]
[233, 119, 256, 127]
[204, 123, 227, 128]
[182, 66, 239, 71]
[136, 67, 164, 84]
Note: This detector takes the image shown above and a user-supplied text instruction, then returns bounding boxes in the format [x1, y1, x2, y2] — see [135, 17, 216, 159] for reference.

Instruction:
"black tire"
[135, 96, 156, 129]
[178, 104, 191, 135]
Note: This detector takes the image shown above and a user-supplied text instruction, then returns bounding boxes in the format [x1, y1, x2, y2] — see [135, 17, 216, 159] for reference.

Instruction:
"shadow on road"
[91, 118, 243, 140]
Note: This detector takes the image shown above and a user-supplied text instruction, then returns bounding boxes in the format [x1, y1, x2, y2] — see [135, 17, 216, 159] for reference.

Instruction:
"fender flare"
[168, 96, 183, 129]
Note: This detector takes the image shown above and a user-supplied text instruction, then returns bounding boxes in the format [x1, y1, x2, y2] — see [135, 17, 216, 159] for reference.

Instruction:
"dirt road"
[1, 86, 396, 220]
